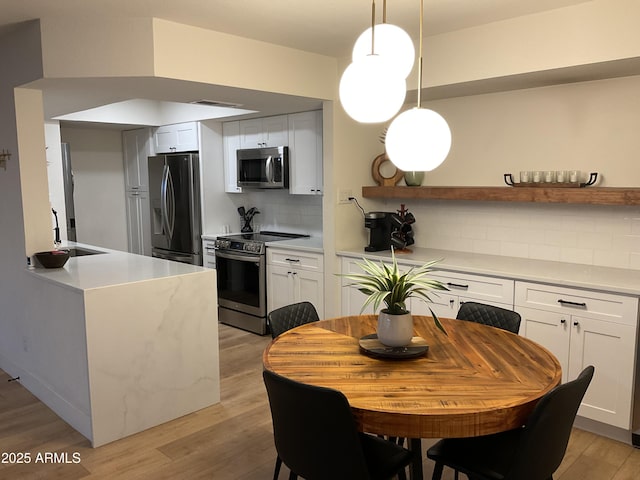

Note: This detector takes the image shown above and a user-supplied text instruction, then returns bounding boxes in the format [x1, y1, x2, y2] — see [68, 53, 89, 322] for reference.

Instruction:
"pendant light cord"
[370, 1, 376, 55]
[417, 0, 423, 107]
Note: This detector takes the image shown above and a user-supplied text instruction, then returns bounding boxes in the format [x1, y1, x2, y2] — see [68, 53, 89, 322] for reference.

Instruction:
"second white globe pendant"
[339, 55, 406, 124]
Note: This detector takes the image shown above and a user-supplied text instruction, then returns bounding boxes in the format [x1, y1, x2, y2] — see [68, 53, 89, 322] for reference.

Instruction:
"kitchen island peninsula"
[22, 243, 219, 447]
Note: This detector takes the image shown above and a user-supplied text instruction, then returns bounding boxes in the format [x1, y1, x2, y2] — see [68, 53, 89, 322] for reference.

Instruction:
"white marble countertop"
[26, 243, 209, 292]
[337, 247, 640, 297]
[265, 236, 323, 253]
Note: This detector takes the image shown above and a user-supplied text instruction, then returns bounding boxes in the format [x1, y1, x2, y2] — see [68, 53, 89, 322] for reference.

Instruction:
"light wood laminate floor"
[0, 324, 638, 479]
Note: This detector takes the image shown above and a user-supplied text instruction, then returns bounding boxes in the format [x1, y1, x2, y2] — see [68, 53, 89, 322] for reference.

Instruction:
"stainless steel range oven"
[214, 231, 308, 335]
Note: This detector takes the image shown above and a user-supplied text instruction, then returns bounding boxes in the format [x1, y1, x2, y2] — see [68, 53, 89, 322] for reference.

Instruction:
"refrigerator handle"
[265, 155, 273, 184]
[167, 167, 175, 238]
[161, 164, 173, 241]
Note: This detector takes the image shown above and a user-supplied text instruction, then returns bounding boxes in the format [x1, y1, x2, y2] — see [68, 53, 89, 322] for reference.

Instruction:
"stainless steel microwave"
[237, 146, 289, 189]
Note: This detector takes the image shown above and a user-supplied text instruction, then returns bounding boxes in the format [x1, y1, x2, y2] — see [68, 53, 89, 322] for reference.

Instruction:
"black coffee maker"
[364, 212, 392, 252]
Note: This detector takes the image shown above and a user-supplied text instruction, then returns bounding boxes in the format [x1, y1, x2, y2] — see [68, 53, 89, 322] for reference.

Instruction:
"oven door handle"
[215, 250, 261, 264]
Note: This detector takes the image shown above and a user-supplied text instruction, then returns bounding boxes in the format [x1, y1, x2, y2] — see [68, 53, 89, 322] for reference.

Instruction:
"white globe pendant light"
[339, 55, 406, 124]
[386, 0, 452, 171]
[353, 23, 415, 79]
[338, 0, 407, 124]
[385, 107, 451, 171]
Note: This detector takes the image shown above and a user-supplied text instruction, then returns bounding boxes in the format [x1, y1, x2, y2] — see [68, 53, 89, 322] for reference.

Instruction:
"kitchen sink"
[66, 247, 106, 257]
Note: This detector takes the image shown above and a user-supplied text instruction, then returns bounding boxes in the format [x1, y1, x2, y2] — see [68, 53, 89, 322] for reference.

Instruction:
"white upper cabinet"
[154, 122, 199, 153]
[239, 115, 288, 148]
[123, 128, 153, 191]
[222, 121, 242, 193]
[288, 110, 323, 195]
[222, 111, 322, 194]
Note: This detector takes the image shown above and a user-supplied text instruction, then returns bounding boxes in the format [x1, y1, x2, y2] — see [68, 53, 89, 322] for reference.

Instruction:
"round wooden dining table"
[262, 315, 562, 479]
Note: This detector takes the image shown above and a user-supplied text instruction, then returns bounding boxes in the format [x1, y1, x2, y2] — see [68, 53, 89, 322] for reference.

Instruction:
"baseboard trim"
[574, 415, 633, 445]
[0, 353, 93, 444]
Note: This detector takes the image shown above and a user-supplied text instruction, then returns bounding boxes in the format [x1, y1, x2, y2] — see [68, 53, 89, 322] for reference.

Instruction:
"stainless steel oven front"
[214, 248, 268, 335]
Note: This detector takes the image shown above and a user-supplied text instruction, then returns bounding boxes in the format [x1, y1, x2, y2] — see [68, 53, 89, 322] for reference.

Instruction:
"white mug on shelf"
[543, 170, 556, 183]
[556, 170, 568, 183]
[569, 170, 580, 183]
[532, 171, 542, 183]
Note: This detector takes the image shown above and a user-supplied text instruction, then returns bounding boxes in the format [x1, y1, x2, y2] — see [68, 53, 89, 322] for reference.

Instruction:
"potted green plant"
[342, 249, 449, 346]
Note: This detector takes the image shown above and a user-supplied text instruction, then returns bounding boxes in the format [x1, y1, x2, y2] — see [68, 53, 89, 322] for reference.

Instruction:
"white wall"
[199, 120, 245, 236]
[423, 75, 640, 188]
[350, 75, 640, 271]
[60, 126, 128, 251]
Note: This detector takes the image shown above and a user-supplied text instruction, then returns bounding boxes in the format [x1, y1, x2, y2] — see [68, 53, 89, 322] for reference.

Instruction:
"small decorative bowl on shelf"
[33, 250, 70, 269]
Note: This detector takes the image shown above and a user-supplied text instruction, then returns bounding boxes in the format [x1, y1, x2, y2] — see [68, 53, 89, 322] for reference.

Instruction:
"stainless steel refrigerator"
[148, 153, 202, 265]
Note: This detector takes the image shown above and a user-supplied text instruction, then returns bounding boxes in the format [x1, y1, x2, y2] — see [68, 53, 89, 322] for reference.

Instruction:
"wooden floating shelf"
[361, 186, 640, 206]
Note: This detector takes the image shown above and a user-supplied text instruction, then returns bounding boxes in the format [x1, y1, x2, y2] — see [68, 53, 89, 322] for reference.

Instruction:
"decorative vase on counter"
[404, 171, 424, 186]
[377, 310, 414, 347]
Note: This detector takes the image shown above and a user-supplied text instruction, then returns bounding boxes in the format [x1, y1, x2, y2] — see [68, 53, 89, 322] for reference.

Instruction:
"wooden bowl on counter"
[34, 250, 70, 268]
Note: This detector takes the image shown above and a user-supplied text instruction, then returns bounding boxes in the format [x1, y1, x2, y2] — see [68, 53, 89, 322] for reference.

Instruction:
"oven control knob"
[245, 243, 260, 253]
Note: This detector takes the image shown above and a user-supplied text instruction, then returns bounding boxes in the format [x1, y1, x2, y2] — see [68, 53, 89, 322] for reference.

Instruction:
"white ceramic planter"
[377, 310, 414, 347]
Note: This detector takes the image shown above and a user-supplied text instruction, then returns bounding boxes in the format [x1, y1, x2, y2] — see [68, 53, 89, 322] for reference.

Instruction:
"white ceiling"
[0, 0, 592, 58]
[1, 0, 595, 127]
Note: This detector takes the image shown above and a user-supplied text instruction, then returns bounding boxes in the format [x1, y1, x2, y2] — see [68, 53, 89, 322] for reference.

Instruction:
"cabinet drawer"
[267, 248, 323, 272]
[429, 270, 514, 306]
[202, 240, 217, 269]
[515, 281, 638, 326]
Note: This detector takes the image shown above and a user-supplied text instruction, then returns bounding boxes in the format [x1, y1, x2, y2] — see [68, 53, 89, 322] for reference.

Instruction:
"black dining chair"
[263, 369, 414, 480]
[426, 365, 595, 480]
[456, 301, 522, 334]
[268, 301, 320, 339]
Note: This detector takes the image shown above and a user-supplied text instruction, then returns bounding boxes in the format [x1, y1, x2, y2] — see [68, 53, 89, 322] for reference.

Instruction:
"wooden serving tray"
[359, 334, 429, 359]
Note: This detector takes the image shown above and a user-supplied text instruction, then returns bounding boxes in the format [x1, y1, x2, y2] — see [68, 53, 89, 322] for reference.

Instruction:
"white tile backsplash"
[239, 190, 322, 236]
[407, 201, 640, 270]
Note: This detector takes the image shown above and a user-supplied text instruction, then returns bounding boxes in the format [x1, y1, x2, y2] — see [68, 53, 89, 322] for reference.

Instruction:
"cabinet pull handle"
[449, 299, 455, 306]
[557, 299, 587, 308]
[573, 321, 579, 327]
[285, 258, 300, 263]
[560, 318, 566, 324]
[447, 282, 469, 290]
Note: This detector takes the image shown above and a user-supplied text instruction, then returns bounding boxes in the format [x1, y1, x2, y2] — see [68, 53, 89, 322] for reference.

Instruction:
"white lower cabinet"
[340, 257, 514, 318]
[202, 239, 216, 269]
[515, 281, 639, 429]
[267, 248, 324, 318]
[341, 257, 375, 315]
[123, 128, 153, 256]
[125, 190, 151, 256]
[416, 270, 514, 320]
